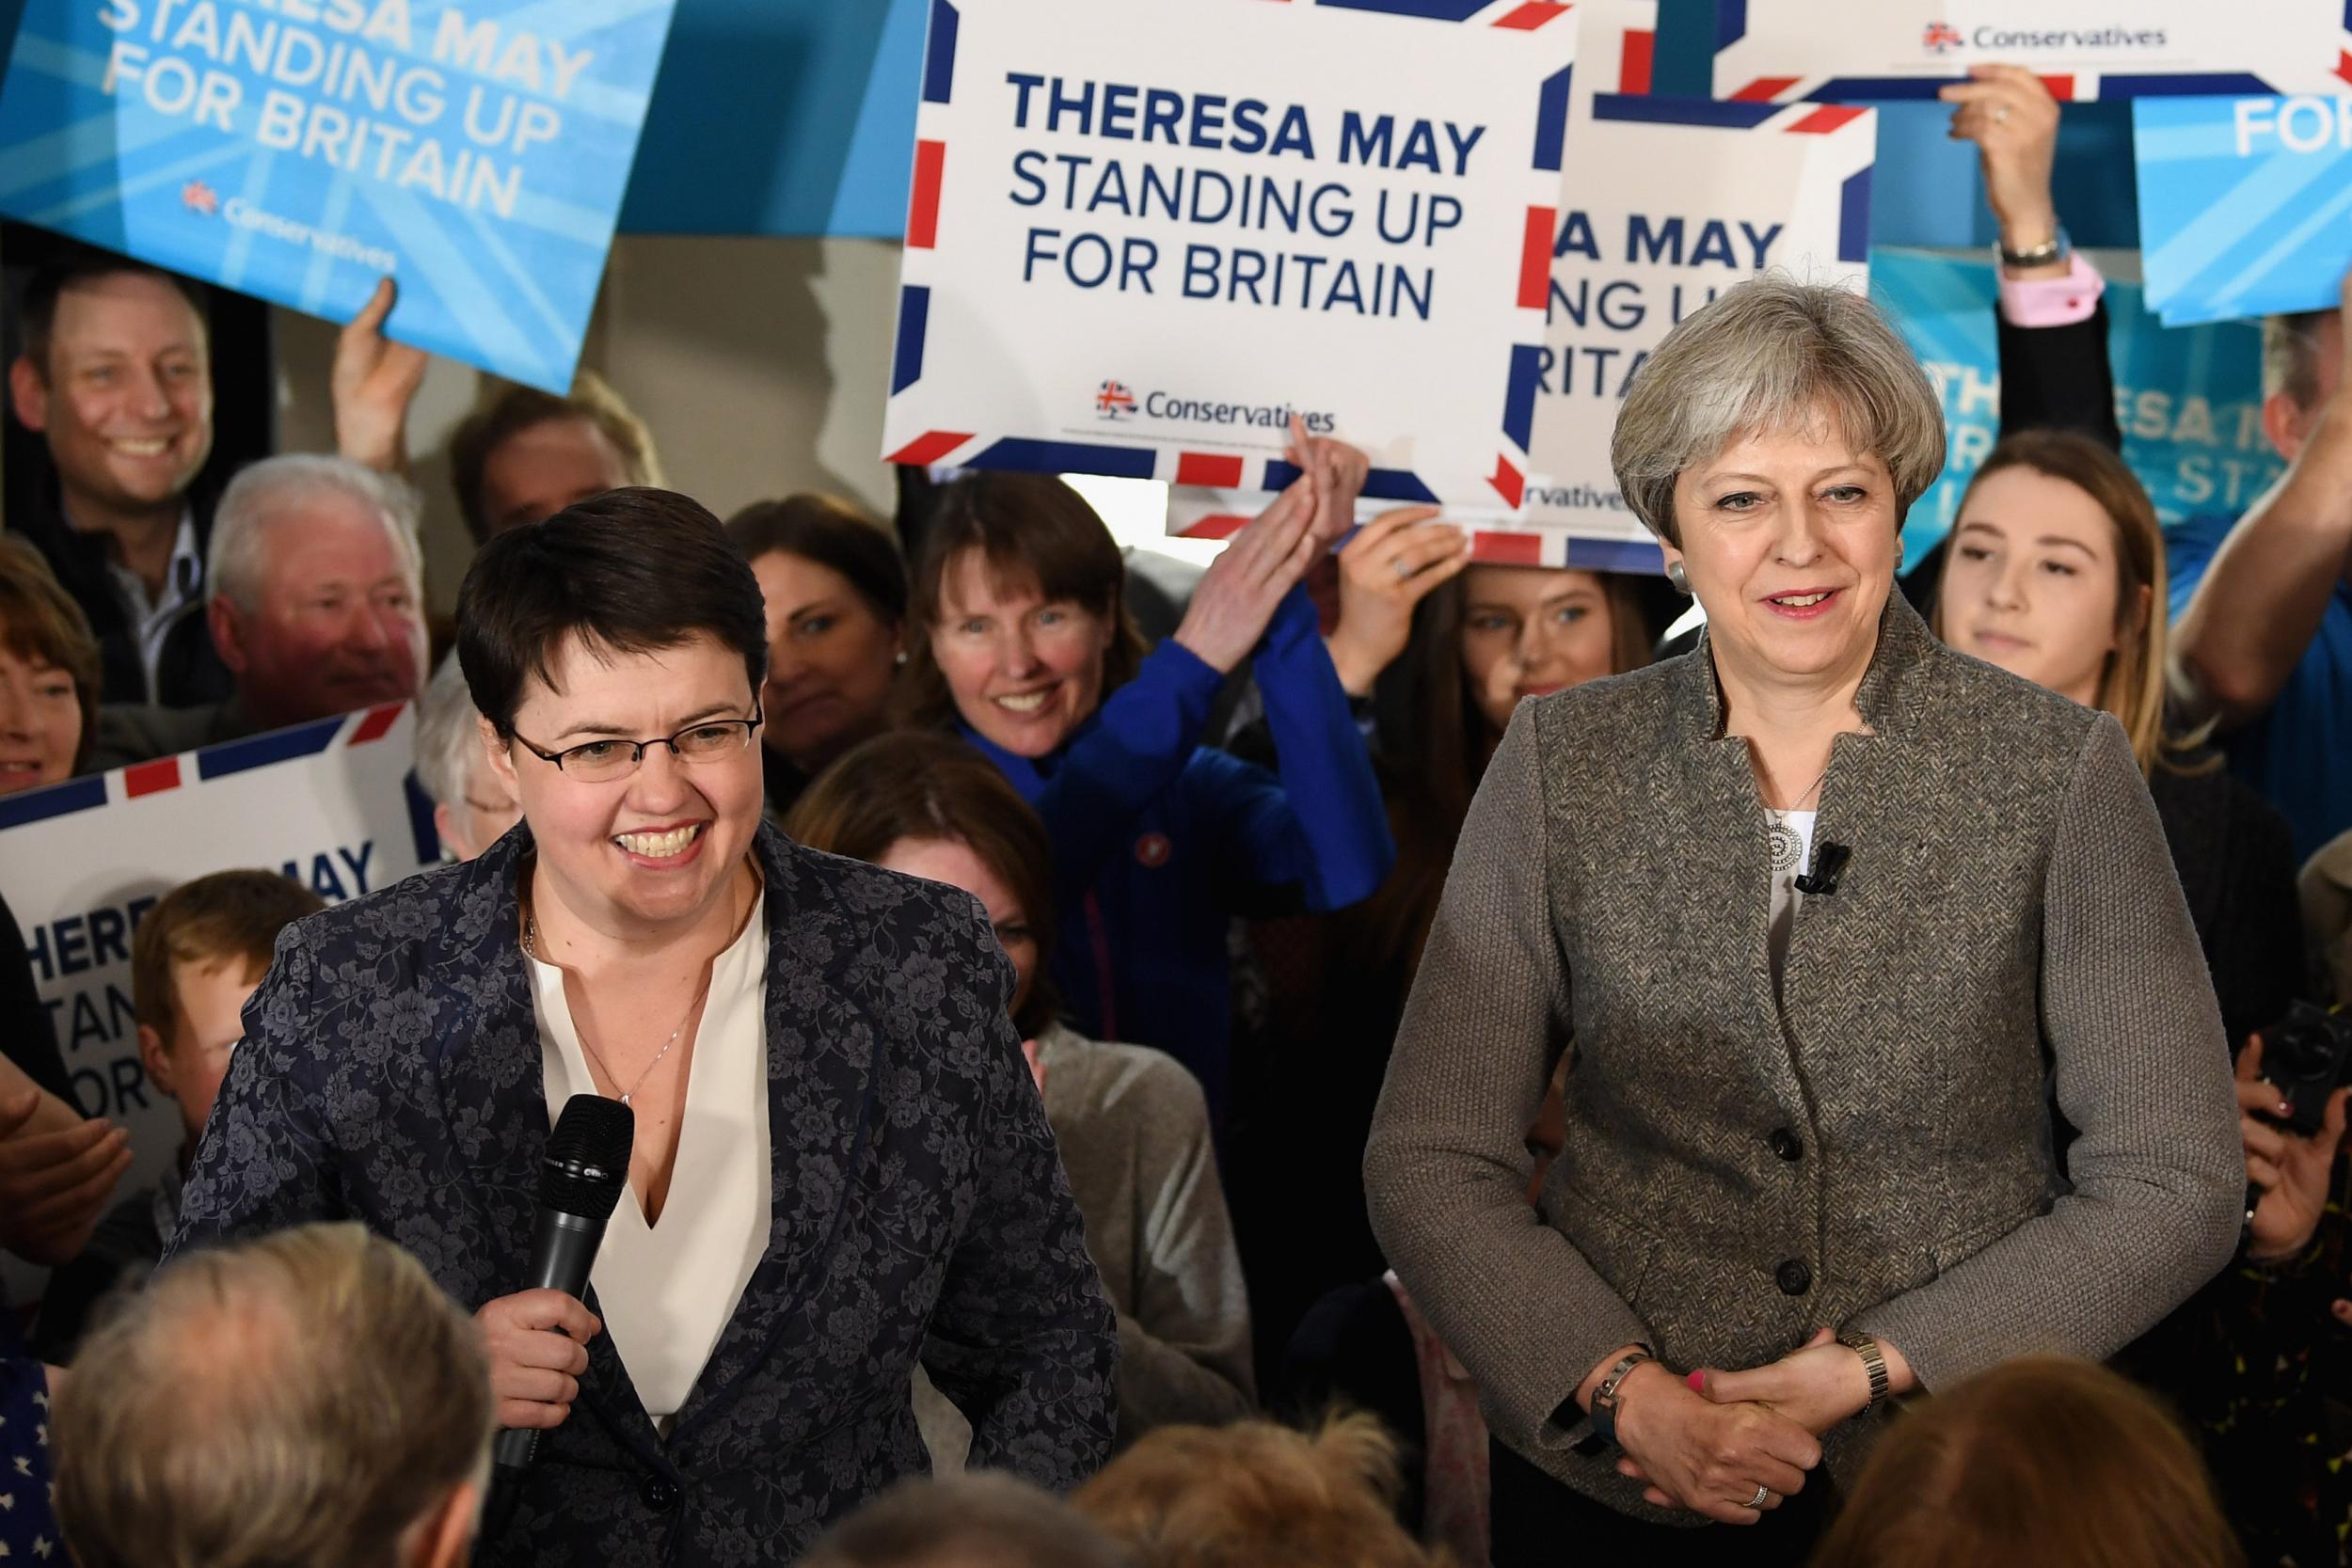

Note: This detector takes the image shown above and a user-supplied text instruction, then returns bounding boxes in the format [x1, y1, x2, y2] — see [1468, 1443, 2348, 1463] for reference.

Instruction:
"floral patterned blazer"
[168, 820, 1119, 1566]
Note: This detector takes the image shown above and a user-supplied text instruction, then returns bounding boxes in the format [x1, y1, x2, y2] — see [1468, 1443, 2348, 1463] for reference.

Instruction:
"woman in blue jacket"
[898, 456, 1393, 1120]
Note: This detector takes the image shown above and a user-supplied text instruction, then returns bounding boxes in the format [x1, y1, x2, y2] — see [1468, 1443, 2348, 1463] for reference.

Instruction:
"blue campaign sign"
[1869, 247, 2282, 559]
[2136, 94, 2352, 328]
[0, 0, 678, 392]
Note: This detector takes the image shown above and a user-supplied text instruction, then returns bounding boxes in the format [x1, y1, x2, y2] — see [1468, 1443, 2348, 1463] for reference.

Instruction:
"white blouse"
[531, 893, 772, 1429]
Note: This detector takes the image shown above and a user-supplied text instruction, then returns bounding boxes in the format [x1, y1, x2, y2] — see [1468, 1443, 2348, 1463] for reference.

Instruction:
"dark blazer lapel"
[669, 825, 882, 1441]
[427, 824, 660, 1455]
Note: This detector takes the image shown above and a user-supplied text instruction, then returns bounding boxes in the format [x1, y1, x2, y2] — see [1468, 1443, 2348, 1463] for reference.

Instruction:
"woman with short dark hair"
[171, 488, 1119, 1566]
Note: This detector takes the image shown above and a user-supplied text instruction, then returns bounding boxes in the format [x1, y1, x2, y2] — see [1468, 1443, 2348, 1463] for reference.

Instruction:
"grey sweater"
[922, 1025, 1253, 1464]
[1364, 594, 2243, 1517]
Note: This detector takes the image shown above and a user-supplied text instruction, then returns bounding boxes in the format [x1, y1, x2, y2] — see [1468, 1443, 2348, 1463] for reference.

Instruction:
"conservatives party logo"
[1095, 380, 1138, 420]
[181, 181, 219, 216]
[1922, 21, 1964, 53]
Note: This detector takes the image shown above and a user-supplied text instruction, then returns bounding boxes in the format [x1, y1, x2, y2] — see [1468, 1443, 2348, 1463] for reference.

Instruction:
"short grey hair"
[53, 1222, 492, 1568]
[413, 651, 486, 813]
[803, 1474, 1133, 1568]
[1611, 275, 1947, 547]
[208, 453, 424, 611]
[2262, 309, 2330, 409]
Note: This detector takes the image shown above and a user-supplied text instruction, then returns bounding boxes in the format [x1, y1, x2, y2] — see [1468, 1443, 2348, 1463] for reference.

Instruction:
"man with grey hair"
[88, 452, 430, 768]
[50, 1221, 491, 1568]
[412, 652, 518, 861]
[2168, 267, 2352, 860]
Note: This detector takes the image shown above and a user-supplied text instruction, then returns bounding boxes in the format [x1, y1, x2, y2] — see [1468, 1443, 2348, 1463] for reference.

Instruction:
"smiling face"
[214, 493, 429, 730]
[9, 272, 214, 531]
[0, 635, 82, 794]
[1936, 465, 2129, 707]
[485, 631, 765, 940]
[1665, 415, 1899, 697]
[479, 416, 632, 537]
[751, 549, 901, 774]
[875, 834, 1040, 1022]
[1458, 565, 1619, 737]
[930, 547, 1113, 758]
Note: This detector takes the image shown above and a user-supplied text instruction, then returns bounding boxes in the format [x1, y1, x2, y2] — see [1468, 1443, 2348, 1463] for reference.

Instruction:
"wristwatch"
[1839, 1332, 1891, 1413]
[1572, 1350, 1653, 1454]
[1997, 227, 2069, 272]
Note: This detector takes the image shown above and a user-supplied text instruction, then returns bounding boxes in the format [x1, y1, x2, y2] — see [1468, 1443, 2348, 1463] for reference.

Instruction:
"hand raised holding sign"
[331, 277, 430, 476]
[1940, 65, 2065, 277]
[1170, 473, 1326, 674]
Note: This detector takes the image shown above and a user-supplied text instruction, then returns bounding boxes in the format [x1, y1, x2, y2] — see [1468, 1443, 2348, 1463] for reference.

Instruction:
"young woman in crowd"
[0, 537, 98, 798]
[1931, 430, 2303, 1046]
[898, 445, 1391, 1121]
[787, 730, 1255, 1449]
[724, 495, 908, 819]
[1812, 1356, 2246, 1568]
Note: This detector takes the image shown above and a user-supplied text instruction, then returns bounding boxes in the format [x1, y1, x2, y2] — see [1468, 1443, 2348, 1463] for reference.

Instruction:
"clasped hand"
[1613, 1330, 1864, 1524]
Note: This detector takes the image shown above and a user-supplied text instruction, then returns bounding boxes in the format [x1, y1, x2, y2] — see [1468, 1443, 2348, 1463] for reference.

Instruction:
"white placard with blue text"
[0, 704, 432, 1307]
[0, 0, 678, 392]
[1711, 0, 2352, 103]
[1525, 81, 1872, 552]
[882, 0, 1576, 511]
[2136, 95, 2352, 327]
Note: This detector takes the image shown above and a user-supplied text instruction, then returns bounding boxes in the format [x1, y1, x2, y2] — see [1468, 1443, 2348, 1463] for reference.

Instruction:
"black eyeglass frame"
[509, 700, 766, 776]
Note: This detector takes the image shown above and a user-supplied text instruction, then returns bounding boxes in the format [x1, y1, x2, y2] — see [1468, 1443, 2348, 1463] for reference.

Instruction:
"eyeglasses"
[511, 703, 764, 783]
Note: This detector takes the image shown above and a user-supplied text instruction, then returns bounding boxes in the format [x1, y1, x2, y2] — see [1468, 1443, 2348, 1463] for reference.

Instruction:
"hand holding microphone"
[477, 1289, 602, 1431]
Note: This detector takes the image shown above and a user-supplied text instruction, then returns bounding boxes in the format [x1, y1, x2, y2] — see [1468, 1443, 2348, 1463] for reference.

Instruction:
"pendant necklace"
[524, 911, 709, 1107]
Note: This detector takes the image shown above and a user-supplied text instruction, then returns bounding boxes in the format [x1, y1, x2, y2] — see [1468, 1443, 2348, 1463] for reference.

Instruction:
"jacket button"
[1768, 1129, 1803, 1162]
[1775, 1259, 1812, 1296]
[642, 1477, 681, 1513]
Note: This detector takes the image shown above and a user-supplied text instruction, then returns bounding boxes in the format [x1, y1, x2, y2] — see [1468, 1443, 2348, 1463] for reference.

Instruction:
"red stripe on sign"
[1620, 29, 1654, 92]
[2039, 74, 2075, 101]
[1470, 530, 1542, 565]
[349, 703, 405, 745]
[123, 756, 181, 798]
[1176, 452, 1246, 488]
[2336, 49, 2352, 86]
[1180, 514, 1252, 541]
[888, 430, 975, 466]
[1488, 455, 1525, 509]
[1787, 104, 1866, 135]
[907, 140, 946, 249]
[1731, 75, 1802, 102]
[1518, 207, 1553, 309]
[1492, 1, 1569, 29]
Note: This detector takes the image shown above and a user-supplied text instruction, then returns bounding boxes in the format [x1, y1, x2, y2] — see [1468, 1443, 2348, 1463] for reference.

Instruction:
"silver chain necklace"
[1765, 760, 1833, 875]
[524, 912, 707, 1107]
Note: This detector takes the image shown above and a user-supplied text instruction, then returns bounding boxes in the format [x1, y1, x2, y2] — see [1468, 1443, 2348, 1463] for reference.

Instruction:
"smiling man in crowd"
[87, 453, 430, 767]
[7, 252, 424, 708]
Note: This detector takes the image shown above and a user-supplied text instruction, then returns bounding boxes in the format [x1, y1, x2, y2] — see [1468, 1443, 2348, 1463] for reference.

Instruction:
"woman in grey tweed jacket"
[1363, 278, 2244, 1565]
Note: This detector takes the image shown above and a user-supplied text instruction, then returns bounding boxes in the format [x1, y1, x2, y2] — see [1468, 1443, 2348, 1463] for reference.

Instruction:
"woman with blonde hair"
[1811, 1355, 2244, 1568]
[1931, 428, 2303, 1046]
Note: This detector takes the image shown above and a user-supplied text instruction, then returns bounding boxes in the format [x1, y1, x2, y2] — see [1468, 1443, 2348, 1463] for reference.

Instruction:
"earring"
[894, 650, 909, 667]
[1664, 560, 1691, 595]
[1894, 537, 1908, 572]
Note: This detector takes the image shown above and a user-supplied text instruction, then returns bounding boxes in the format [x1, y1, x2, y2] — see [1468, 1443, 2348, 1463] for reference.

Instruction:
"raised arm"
[1849, 716, 2243, 1386]
[921, 914, 1120, 1484]
[2172, 270, 2352, 727]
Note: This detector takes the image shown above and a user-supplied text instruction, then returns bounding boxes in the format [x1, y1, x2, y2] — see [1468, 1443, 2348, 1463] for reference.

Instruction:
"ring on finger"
[1993, 104, 2010, 122]
[1745, 1484, 1772, 1511]
[1392, 557, 1415, 579]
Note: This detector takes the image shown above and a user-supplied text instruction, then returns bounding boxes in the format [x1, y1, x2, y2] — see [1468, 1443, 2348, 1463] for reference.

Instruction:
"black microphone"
[484, 1094, 634, 1539]
[1795, 842, 1851, 897]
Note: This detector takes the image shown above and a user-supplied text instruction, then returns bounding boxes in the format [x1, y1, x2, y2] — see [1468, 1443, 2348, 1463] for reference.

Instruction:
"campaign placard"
[2136, 95, 2352, 327]
[882, 0, 1576, 510]
[1712, 1, 2352, 103]
[0, 0, 678, 392]
[1524, 90, 1873, 545]
[0, 704, 434, 1306]
[1870, 247, 2281, 560]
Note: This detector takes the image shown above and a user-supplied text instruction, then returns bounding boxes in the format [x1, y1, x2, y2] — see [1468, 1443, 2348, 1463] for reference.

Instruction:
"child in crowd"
[31, 868, 323, 1360]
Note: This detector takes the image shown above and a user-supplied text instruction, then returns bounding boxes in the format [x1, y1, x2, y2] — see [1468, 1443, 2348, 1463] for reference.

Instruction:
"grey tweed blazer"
[1364, 594, 2243, 1516]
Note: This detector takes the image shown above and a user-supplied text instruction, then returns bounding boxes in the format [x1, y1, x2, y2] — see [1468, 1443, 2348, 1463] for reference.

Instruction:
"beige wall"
[275, 235, 905, 614]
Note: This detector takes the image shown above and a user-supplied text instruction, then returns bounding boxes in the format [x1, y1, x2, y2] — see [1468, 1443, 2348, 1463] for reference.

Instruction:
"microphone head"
[542, 1094, 635, 1221]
